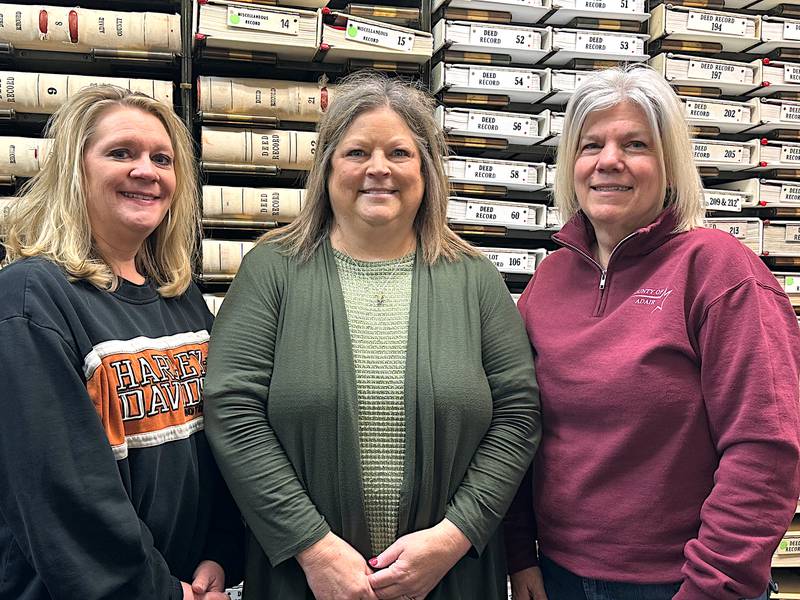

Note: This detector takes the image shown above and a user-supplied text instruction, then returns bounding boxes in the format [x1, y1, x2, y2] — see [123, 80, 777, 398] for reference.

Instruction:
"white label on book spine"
[469, 25, 534, 50]
[785, 22, 800, 41]
[466, 112, 533, 137]
[785, 64, 800, 84]
[704, 191, 742, 211]
[575, 0, 640, 13]
[780, 184, 800, 203]
[686, 11, 748, 36]
[778, 538, 800, 554]
[782, 275, 800, 293]
[226, 7, 299, 36]
[575, 33, 639, 55]
[687, 60, 747, 84]
[466, 202, 528, 223]
[465, 161, 528, 183]
[685, 100, 744, 123]
[706, 221, 747, 238]
[781, 103, 800, 122]
[345, 19, 414, 52]
[785, 224, 800, 242]
[468, 67, 536, 91]
[781, 145, 800, 163]
[693, 142, 743, 163]
[484, 251, 529, 270]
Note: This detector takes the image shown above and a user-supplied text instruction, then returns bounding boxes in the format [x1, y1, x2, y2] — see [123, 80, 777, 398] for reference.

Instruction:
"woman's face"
[573, 101, 664, 239]
[328, 106, 424, 235]
[83, 106, 177, 252]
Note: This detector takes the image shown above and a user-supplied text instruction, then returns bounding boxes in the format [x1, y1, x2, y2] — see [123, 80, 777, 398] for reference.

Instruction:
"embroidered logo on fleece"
[632, 287, 673, 312]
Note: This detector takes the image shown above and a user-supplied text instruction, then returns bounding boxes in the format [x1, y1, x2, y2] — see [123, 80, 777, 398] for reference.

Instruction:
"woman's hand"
[367, 518, 471, 600]
[510, 566, 549, 600]
[191, 560, 228, 600]
[297, 532, 379, 600]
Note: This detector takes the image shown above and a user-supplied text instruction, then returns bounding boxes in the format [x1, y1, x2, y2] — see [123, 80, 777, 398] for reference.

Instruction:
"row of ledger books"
[6, 135, 800, 179]
[200, 238, 548, 278]
[434, 57, 800, 105]
[433, 0, 786, 18]
[435, 0, 650, 27]
[194, 0, 432, 65]
[432, 6, 800, 66]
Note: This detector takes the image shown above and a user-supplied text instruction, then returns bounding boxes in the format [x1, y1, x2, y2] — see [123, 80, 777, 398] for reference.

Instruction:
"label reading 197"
[465, 161, 529, 183]
[227, 7, 299, 35]
[468, 25, 535, 49]
[466, 112, 534, 137]
[465, 202, 528, 224]
[467, 67, 536, 91]
[687, 60, 747, 84]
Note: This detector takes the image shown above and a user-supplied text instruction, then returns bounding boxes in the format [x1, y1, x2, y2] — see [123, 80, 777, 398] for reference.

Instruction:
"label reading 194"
[686, 11, 748, 37]
[227, 7, 299, 36]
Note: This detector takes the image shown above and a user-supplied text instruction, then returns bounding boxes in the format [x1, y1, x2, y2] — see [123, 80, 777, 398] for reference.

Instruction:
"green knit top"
[333, 249, 415, 555]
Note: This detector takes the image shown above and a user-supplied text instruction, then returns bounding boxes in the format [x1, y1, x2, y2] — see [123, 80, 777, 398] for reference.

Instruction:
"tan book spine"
[202, 127, 317, 170]
[202, 185, 304, 222]
[0, 6, 179, 52]
[0, 137, 50, 177]
[201, 239, 255, 275]
[199, 77, 333, 122]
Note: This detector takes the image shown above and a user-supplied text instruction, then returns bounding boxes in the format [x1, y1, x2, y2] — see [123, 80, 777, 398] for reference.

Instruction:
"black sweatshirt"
[0, 258, 243, 600]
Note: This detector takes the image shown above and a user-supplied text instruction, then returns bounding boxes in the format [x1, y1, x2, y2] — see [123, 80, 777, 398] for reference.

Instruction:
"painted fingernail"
[369, 557, 378, 567]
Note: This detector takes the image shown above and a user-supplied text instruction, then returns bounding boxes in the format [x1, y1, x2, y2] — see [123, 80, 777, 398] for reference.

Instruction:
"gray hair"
[259, 71, 477, 263]
[554, 65, 704, 232]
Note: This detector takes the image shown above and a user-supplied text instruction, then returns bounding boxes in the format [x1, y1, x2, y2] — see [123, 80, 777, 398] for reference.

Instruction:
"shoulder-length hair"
[554, 65, 704, 232]
[259, 71, 478, 264]
[3, 85, 199, 297]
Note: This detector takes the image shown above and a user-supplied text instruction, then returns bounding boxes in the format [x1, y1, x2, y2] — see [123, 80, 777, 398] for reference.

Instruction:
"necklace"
[335, 240, 415, 306]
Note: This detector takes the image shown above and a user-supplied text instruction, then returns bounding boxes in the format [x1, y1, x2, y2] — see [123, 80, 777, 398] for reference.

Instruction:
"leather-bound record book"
[202, 185, 305, 223]
[0, 72, 172, 115]
[197, 76, 333, 122]
[0, 4, 180, 53]
[201, 127, 317, 170]
[0, 137, 51, 177]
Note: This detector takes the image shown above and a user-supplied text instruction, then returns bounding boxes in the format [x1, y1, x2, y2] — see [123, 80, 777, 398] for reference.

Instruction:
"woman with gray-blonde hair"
[504, 64, 800, 600]
[0, 85, 243, 599]
[204, 71, 541, 600]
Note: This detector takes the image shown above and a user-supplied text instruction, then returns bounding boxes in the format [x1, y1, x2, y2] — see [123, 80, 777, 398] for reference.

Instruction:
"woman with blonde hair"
[204, 71, 541, 600]
[505, 65, 800, 600]
[0, 85, 242, 600]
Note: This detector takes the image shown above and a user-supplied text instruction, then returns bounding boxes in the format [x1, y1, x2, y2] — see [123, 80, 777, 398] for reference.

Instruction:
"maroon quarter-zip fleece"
[507, 207, 800, 600]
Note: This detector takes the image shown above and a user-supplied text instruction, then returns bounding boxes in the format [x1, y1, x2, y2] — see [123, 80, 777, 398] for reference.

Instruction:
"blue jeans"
[540, 555, 770, 600]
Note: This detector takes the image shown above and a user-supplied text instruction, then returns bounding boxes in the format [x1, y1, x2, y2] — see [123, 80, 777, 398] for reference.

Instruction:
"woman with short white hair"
[505, 65, 800, 600]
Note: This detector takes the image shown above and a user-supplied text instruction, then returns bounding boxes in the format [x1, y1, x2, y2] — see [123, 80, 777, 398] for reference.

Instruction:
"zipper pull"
[599, 270, 607, 290]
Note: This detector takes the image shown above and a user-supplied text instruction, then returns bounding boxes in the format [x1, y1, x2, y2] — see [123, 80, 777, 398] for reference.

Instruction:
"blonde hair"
[3, 85, 199, 297]
[259, 71, 477, 264]
[554, 65, 704, 232]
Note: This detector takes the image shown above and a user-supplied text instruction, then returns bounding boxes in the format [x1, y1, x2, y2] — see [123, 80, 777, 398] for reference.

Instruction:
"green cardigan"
[204, 239, 541, 599]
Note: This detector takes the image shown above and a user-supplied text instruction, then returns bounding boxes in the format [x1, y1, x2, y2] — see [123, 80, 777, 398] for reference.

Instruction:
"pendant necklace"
[336, 239, 415, 306]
